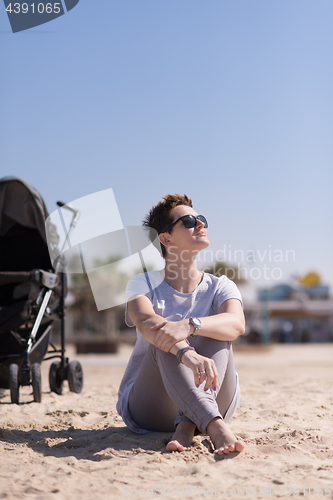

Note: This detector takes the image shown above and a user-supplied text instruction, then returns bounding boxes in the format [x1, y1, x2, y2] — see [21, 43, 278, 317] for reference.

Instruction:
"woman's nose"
[195, 217, 204, 228]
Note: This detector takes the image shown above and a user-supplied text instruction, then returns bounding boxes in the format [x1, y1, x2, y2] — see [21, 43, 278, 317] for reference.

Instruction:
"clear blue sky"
[1, 0, 332, 292]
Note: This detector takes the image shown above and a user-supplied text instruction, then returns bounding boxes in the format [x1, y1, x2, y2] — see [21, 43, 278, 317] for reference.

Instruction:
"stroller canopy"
[0, 177, 48, 242]
[0, 177, 58, 273]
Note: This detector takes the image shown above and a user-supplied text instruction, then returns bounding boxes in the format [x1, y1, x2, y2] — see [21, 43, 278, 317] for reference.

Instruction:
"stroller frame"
[0, 178, 83, 403]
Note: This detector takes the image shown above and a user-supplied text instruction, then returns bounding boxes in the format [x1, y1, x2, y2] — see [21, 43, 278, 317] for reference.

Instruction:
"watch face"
[191, 318, 201, 328]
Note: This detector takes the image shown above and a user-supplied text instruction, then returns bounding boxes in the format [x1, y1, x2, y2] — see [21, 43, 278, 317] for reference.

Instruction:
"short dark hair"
[143, 194, 193, 258]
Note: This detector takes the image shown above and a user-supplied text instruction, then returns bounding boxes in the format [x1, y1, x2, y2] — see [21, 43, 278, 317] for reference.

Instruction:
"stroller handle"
[55, 202, 81, 265]
[57, 200, 80, 225]
[57, 201, 78, 214]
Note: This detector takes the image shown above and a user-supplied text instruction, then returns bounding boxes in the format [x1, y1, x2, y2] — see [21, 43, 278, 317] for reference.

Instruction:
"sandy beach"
[0, 343, 332, 500]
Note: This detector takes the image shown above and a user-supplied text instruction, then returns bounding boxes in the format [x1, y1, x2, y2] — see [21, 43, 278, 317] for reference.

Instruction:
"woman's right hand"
[181, 349, 218, 392]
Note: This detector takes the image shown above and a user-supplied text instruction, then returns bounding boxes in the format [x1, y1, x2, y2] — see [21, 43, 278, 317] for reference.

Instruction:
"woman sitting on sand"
[117, 194, 245, 455]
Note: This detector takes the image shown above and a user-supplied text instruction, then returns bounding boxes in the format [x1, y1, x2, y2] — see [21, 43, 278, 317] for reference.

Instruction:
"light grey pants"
[128, 337, 240, 434]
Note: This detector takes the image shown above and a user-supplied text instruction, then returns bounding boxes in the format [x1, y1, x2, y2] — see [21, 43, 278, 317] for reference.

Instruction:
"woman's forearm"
[135, 314, 189, 352]
[136, 311, 245, 349]
[135, 313, 165, 344]
[197, 313, 245, 341]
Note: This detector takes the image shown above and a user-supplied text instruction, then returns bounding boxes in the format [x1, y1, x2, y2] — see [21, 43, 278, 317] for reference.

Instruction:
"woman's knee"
[189, 337, 231, 358]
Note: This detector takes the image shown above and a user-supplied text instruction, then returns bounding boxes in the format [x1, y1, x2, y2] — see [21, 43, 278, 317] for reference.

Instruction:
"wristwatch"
[189, 317, 201, 337]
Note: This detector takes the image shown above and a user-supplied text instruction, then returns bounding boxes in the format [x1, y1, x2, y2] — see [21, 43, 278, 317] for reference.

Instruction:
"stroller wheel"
[68, 360, 83, 394]
[9, 364, 20, 404]
[31, 363, 42, 403]
[49, 361, 64, 395]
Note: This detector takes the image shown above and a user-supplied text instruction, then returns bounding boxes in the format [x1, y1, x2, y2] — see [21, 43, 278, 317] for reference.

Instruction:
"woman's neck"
[163, 256, 203, 293]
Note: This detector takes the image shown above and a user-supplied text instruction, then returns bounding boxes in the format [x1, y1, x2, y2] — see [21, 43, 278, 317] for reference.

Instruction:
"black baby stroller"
[0, 176, 83, 403]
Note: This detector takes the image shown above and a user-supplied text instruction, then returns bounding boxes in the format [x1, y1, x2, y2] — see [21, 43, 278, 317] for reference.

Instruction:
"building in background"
[241, 273, 333, 344]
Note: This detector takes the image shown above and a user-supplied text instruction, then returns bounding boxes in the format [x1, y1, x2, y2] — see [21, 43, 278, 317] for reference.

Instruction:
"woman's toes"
[234, 441, 245, 452]
[166, 441, 178, 452]
[166, 440, 187, 452]
[214, 447, 227, 455]
[214, 441, 245, 455]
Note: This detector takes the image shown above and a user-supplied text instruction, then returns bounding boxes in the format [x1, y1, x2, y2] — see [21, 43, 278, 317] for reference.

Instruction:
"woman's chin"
[198, 237, 210, 248]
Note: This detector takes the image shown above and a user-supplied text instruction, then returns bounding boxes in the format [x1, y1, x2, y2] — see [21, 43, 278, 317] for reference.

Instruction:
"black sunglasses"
[162, 214, 208, 233]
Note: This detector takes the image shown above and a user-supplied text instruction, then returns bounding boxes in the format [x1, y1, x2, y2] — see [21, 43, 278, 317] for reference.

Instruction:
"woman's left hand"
[181, 349, 218, 391]
[149, 320, 190, 352]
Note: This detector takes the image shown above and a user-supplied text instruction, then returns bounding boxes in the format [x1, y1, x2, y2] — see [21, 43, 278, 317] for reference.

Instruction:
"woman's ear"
[159, 232, 172, 249]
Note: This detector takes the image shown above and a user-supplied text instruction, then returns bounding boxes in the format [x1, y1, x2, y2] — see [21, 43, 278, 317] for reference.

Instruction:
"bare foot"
[207, 417, 245, 455]
[166, 422, 196, 452]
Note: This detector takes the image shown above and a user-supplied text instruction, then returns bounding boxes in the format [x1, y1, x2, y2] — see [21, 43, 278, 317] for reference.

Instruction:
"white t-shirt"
[116, 270, 242, 433]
